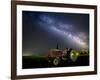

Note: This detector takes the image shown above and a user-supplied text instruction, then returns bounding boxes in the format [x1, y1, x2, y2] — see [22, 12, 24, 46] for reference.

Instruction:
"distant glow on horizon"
[23, 53, 32, 56]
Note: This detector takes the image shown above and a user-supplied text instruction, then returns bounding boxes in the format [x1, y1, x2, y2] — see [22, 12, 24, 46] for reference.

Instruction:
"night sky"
[22, 11, 89, 56]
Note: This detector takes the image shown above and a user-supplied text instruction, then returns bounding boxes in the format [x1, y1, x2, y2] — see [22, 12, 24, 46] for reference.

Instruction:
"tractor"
[47, 44, 79, 66]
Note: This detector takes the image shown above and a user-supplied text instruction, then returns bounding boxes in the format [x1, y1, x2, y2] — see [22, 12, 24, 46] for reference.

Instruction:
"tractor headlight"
[76, 53, 79, 56]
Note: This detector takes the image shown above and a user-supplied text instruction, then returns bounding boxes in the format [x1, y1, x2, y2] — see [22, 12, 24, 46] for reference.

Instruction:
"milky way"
[22, 11, 89, 56]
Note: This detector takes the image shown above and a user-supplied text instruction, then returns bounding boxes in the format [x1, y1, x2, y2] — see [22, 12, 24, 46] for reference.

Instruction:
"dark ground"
[22, 56, 89, 69]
